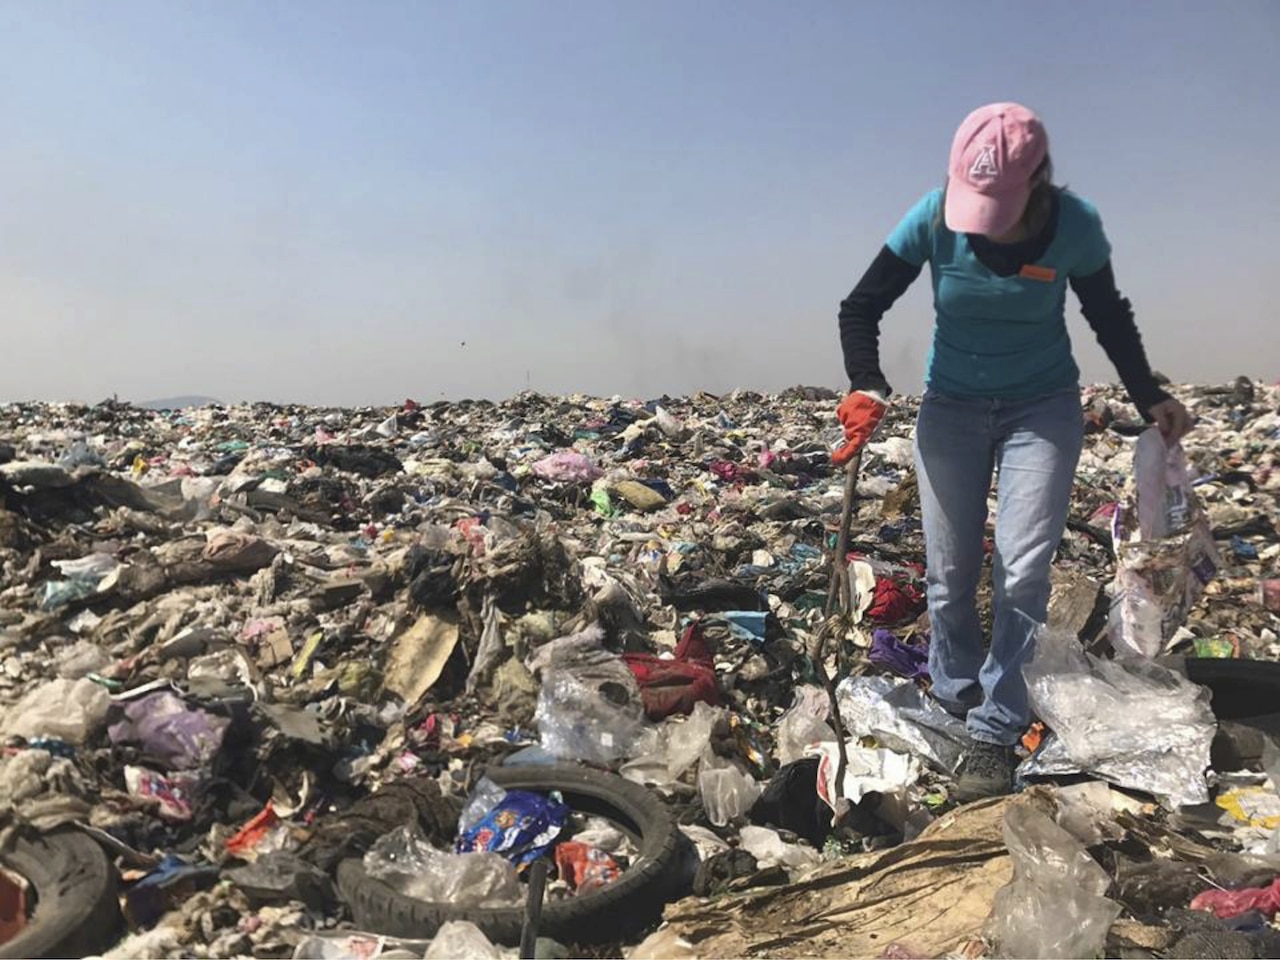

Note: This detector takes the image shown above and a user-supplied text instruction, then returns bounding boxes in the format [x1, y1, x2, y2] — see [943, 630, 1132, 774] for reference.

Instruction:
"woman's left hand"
[1148, 397, 1194, 445]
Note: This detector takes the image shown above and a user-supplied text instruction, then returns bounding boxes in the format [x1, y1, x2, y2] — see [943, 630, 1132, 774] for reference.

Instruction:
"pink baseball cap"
[944, 102, 1048, 236]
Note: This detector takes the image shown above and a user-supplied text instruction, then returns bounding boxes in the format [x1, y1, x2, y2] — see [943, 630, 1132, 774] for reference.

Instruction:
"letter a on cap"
[969, 144, 999, 178]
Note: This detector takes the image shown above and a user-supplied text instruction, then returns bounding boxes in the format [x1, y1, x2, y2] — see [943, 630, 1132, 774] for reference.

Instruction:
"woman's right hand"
[832, 390, 887, 465]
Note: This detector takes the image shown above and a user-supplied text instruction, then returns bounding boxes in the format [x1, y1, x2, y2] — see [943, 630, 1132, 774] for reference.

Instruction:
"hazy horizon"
[2, 1, 1277, 407]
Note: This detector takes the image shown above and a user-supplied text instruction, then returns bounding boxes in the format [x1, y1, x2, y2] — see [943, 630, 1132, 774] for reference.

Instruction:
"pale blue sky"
[1, 0, 1276, 404]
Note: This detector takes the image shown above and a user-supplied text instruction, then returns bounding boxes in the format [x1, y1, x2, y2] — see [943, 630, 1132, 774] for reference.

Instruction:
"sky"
[1, 0, 1277, 406]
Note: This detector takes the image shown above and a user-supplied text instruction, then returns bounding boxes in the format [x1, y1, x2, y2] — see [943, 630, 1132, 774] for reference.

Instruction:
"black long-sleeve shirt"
[837, 196, 1170, 416]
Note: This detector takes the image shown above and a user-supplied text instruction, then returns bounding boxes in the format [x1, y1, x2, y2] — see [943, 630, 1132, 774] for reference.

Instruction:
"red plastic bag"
[1191, 877, 1280, 919]
[554, 841, 620, 895]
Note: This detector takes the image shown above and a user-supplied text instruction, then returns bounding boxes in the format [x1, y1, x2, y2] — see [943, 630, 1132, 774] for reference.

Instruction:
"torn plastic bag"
[457, 777, 507, 835]
[530, 451, 602, 483]
[836, 675, 969, 774]
[776, 685, 833, 765]
[737, 825, 820, 874]
[292, 932, 433, 960]
[1110, 429, 1219, 658]
[1020, 624, 1215, 807]
[868, 629, 930, 681]
[748, 758, 832, 848]
[620, 700, 723, 787]
[986, 801, 1121, 959]
[1191, 876, 1280, 919]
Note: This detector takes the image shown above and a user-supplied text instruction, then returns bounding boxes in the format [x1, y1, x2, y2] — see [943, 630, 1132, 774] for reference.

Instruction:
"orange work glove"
[832, 391, 887, 466]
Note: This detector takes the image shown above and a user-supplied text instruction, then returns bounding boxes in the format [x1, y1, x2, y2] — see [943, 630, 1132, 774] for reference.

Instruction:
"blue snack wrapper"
[455, 789, 569, 867]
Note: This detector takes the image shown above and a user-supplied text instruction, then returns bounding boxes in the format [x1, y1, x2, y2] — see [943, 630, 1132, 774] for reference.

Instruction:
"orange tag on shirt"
[1019, 264, 1057, 282]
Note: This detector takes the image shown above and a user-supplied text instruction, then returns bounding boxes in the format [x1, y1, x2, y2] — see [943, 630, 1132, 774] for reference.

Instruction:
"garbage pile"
[0, 380, 1275, 959]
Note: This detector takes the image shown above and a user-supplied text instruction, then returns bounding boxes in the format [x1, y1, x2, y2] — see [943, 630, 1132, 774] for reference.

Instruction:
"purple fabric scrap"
[868, 629, 930, 681]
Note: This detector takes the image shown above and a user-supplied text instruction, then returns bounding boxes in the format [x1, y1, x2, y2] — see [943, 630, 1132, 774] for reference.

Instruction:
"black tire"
[0, 828, 123, 959]
[1173, 657, 1280, 720]
[337, 763, 684, 945]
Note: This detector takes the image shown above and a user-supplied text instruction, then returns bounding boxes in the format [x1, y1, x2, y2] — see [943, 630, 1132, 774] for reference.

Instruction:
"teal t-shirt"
[886, 188, 1112, 400]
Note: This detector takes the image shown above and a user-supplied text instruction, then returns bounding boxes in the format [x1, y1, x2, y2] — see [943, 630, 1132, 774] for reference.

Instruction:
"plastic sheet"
[1020, 625, 1215, 807]
[987, 802, 1122, 959]
[836, 674, 969, 774]
[364, 827, 521, 907]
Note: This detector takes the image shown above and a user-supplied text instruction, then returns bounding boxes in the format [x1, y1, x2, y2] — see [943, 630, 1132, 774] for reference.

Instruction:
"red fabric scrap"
[867, 578, 925, 624]
[623, 622, 721, 720]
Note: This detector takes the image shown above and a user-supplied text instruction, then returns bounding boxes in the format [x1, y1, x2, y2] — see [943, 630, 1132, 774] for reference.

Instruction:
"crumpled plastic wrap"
[987, 802, 1122, 959]
[836, 674, 969, 774]
[363, 827, 521, 907]
[1019, 625, 1215, 807]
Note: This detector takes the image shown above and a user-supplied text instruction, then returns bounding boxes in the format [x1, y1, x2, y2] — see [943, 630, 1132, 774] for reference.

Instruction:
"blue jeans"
[914, 387, 1084, 745]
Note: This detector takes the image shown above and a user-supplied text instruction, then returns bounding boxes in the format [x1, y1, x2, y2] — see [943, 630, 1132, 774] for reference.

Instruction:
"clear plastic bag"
[987, 803, 1121, 959]
[457, 777, 507, 835]
[698, 758, 763, 827]
[1020, 624, 1215, 807]
[1110, 430, 1219, 658]
[777, 686, 832, 765]
[737, 825, 820, 873]
[529, 627, 647, 764]
[423, 921, 504, 960]
[619, 701, 723, 788]
[664, 701, 721, 779]
[363, 827, 521, 907]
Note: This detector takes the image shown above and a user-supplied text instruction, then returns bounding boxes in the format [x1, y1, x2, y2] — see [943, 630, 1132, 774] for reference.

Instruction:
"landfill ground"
[0, 380, 1278, 960]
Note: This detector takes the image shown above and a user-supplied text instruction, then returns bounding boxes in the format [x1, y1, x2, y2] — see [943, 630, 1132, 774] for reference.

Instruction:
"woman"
[833, 102, 1193, 801]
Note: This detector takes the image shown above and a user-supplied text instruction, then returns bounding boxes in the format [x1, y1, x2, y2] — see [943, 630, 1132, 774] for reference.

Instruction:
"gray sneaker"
[954, 741, 1016, 802]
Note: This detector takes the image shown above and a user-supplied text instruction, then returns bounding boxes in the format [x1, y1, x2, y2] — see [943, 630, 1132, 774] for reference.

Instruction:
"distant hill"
[136, 395, 222, 410]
